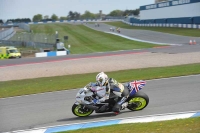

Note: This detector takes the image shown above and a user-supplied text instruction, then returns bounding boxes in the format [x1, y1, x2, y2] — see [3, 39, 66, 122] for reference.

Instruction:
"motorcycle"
[72, 80, 149, 117]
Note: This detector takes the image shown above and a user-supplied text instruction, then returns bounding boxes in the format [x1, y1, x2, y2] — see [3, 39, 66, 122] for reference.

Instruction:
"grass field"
[27, 22, 200, 56]
[58, 117, 200, 133]
[30, 23, 158, 54]
[103, 21, 200, 37]
[1, 63, 200, 98]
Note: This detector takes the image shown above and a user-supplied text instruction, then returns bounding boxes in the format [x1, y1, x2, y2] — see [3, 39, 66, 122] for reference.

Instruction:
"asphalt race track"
[86, 23, 200, 45]
[0, 75, 200, 132]
[0, 22, 200, 132]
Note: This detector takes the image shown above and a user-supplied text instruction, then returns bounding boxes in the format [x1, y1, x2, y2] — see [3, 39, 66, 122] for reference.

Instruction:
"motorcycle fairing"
[128, 80, 146, 96]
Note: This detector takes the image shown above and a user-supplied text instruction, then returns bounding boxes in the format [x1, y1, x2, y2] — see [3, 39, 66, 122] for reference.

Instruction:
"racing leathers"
[87, 78, 129, 112]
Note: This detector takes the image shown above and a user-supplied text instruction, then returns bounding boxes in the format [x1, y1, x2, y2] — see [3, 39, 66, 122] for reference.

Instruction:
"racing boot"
[121, 102, 128, 110]
[112, 97, 128, 113]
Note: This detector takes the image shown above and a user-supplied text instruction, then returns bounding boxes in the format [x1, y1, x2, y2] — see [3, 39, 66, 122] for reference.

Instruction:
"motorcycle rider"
[85, 72, 109, 104]
[87, 72, 130, 113]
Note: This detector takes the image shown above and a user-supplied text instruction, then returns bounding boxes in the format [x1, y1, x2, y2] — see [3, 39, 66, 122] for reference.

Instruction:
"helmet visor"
[97, 78, 103, 85]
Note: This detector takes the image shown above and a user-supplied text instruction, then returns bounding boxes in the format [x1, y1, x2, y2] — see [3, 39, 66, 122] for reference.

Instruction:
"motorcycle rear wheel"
[72, 104, 94, 117]
[127, 91, 149, 111]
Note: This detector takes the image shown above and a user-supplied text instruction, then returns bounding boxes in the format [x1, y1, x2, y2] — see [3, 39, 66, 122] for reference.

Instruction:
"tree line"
[33, 9, 139, 22]
[2, 9, 139, 23]
[0, 18, 31, 24]
[109, 9, 140, 17]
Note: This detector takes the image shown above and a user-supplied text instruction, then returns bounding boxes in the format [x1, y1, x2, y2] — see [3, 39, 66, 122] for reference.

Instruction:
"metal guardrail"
[122, 20, 200, 29]
[10, 33, 56, 44]
[0, 27, 55, 49]
[18, 23, 30, 32]
[0, 27, 15, 40]
[0, 40, 54, 49]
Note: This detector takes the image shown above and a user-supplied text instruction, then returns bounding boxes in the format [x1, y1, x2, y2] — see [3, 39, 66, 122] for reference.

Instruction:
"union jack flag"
[128, 80, 146, 95]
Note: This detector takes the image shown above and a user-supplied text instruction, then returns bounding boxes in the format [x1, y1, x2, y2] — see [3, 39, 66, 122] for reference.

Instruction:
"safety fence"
[28, 19, 102, 24]
[0, 27, 15, 40]
[122, 20, 200, 29]
[2, 19, 200, 29]
[18, 23, 30, 32]
[0, 27, 55, 49]
[0, 40, 54, 49]
[10, 32, 56, 44]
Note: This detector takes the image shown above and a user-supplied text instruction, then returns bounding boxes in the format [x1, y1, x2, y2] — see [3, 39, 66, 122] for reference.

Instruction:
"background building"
[129, 0, 200, 24]
[155, 0, 169, 3]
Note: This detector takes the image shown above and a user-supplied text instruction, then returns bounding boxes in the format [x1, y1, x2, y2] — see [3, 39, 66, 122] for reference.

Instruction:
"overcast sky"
[0, 0, 153, 20]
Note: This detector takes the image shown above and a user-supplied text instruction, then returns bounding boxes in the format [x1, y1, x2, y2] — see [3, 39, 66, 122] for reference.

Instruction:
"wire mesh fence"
[0, 27, 15, 40]
[0, 27, 56, 49]
[10, 33, 56, 44]
[0, 40, 54, 49]
[18, 23, 30, 32]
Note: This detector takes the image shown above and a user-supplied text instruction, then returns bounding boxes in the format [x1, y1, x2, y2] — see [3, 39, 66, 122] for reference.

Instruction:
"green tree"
[0, 19, 3, 24]
[44, 15, 49, 19]
[68, 11, 75, 19]
[81, 10, 95, 19]
[74, 12, 81, 19]
[133, 9, 140, 16]
[67, 11, 81, 20]
[32, 14, 43, 22]
[60, 16, 67, 20]
[109, 10, 124, 16]
[123, 9, 140, 16]
[51, 14, 58, 21]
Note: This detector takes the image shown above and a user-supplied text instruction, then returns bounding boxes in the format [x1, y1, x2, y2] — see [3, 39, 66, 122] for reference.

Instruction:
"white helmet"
[96, 72, 108, 86]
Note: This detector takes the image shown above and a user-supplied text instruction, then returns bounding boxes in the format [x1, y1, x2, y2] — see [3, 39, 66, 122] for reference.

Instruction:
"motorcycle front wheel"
[72, 104, 94, 117]
[127, 91, 149, 111]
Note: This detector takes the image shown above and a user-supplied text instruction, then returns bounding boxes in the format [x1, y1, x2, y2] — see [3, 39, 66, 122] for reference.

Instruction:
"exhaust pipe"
[84, 104, 99, 111]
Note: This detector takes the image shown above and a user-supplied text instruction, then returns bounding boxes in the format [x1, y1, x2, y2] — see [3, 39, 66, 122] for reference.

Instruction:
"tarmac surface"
[1, 75, 200, 132]
[85, 22, 200, 45]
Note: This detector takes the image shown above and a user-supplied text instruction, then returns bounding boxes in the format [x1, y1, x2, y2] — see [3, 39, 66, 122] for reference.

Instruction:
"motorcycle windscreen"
[76, 88, 92, 104]
[128, 80, 146, 96]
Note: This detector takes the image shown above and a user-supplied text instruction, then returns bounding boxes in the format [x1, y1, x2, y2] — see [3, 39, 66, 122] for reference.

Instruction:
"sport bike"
[72, 80, 149, 117]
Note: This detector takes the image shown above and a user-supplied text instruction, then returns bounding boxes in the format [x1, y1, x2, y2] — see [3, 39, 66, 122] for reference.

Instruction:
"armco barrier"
[35, 50, 69, 57]
[122, 20, 200, 29]
[28, 19, 102, 25]
[0, 27, 15, 40]
[2, 20, 199, 29]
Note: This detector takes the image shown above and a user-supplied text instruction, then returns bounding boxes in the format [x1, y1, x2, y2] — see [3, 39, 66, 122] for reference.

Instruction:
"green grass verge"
[58, 117, 200, 133]
[30, 23, 158, 54]
[104, 22, 200, 37]
[0, 63, 200, 98]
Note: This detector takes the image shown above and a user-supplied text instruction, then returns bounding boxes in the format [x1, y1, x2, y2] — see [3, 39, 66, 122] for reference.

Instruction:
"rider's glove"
[85, 83, 92, 89]
[93, 99, 99, 104]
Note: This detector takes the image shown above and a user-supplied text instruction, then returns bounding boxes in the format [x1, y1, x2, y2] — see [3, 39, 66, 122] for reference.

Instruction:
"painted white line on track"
[6, 110, 200, 133]
[104, 31, 183, 46]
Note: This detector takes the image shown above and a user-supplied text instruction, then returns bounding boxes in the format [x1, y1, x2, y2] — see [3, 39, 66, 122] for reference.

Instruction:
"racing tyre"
[127, 91, 149, 111]
[72, 104, 94, 117]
